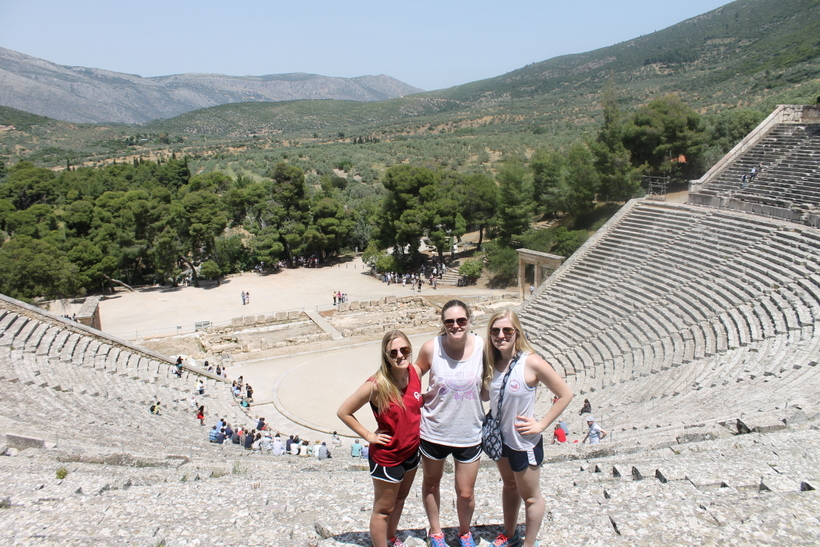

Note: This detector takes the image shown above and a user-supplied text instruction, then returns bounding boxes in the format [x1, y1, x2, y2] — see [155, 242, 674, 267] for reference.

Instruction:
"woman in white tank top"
[416, 300, 489, 547]
[485, 309, 573, 547]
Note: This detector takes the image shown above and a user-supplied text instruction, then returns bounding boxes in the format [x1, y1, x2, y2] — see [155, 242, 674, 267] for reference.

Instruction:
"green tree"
[379, 165, 440, 261]
[306, 194, 355, 260]
[458, 259, 483, 282]
[564, 143, 601, 217]
[66, 239, 118, 291]
[0, 236, 80, 301]
[530, 149, 568, 217]
[496, 159, 532, 245]
[253, 163, 312, 264]
[1, 162, 59, 209]
[199, 260, 222, 285]
[484, 240, 519, 286]
[622, 94, 705, 179]
[215, 234, 252, 274]
[592, 82, 644, 202]
[451, 173, 498, 246]
[4, 204, 59, 239]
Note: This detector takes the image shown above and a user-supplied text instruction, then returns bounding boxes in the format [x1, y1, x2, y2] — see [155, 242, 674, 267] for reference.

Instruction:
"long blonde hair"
[371, 330, 412, 413]
[483, 308, 535, 388]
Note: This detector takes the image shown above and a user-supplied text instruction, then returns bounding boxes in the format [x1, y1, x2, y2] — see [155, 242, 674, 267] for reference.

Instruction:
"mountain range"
[0, 0, 818, 156]
[0, 46, 423, 124]
[142, 0, 820, 139]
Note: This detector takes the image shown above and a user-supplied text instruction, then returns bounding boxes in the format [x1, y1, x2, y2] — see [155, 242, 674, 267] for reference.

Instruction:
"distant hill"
[1, 0, 818, 166]
[149, 0, 820, 138]
[0, 47, 424, 124]
[430, 0, 820, 107]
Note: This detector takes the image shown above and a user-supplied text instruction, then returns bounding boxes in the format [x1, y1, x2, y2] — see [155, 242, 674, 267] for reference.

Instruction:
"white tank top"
[490, 352, 540, 451]
[420, 334, 485, 446]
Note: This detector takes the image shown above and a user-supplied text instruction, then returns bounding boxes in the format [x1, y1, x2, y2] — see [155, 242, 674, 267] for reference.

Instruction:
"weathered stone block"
[232, 317, 243, 327]
[288, 310, 301, 320]
[677, 432, 717, 444]
[5, 434, 44, 451]
[243, 316, 255, 326]
[276, 311, 288, 321]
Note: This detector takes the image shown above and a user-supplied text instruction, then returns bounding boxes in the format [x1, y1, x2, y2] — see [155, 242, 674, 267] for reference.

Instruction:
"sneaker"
[389, 536, 408, 547]
[427, 532, 448, 547]
[492, 532, 521, 547]
[458, 532, 477, 547]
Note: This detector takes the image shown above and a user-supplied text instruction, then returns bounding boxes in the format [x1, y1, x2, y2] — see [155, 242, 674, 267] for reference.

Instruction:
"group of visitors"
[207, 418, 334, 459]
[740, 162, 764, 188]
[240, 290, 251, 305]
[296, 255, 323, 268]
[333, 291, 349, 305]
[577, 398, 607, 444]
[231, 376, 253, 407]
[338, 299, 574, 547]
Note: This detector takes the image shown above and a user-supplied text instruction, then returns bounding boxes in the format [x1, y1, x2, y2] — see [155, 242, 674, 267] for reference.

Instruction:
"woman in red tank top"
[338, 330, 425, 547]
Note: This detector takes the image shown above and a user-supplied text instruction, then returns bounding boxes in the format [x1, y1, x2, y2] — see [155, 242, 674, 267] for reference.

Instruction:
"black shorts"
[501, 437, 544, 472]
[419, 439, 482, 464]
[369, 450, 420, 483]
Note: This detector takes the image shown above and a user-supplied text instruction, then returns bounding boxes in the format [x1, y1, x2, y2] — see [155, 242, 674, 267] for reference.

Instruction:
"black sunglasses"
[443, 317, 469, 327]
[389, 346, 412, 359]
[489, 327, 516, 337]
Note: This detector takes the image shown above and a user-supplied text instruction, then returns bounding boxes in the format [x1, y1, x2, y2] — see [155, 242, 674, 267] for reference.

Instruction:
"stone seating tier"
[2, 424, 818, 546]
[0, 297, 265, 454]
[699, 123, 820, 207]
[520, 200, 820, 437]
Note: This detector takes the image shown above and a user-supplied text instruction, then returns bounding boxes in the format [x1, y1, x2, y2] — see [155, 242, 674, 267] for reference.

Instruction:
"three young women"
[337, 330, 423, 547]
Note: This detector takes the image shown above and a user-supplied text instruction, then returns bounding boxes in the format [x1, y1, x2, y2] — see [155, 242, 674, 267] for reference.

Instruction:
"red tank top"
[369, 365, 423, 466]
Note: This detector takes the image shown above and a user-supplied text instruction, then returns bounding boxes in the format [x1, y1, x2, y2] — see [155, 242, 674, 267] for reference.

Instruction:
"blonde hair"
[483, 308, 535, 388]
[371, 330, 412, 413]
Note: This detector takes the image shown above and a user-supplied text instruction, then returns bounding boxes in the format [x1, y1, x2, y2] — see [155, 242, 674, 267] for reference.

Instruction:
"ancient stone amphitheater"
[2, 105, 820, 546]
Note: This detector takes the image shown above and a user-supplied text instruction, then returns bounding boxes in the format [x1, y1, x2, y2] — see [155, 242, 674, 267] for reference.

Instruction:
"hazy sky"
[1, 0, 732, 91]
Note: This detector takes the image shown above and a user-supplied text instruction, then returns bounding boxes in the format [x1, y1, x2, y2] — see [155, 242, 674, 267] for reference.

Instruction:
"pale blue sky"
[1, 0, 732, 91]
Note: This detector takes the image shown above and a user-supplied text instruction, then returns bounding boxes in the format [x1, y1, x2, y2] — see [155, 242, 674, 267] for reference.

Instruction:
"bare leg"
[513, 465, 544, 547]
[495, 457, 522, 537]
[371, 479, 400, 547]
[386, 467, 418, 540]
[421, 455, 446, 535]
[453, 458, 481, 536]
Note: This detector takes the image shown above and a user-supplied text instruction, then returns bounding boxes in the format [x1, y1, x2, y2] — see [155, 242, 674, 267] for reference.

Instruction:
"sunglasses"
[388, 346, 412, 359]
[443, 317, 469, 327]
[490, 327, 517, 338]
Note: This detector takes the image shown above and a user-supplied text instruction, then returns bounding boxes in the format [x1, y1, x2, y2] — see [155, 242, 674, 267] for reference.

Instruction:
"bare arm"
[515, 353, 574, 436]
[415, 339, 435, 375]
[336, 381, 391, 446]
